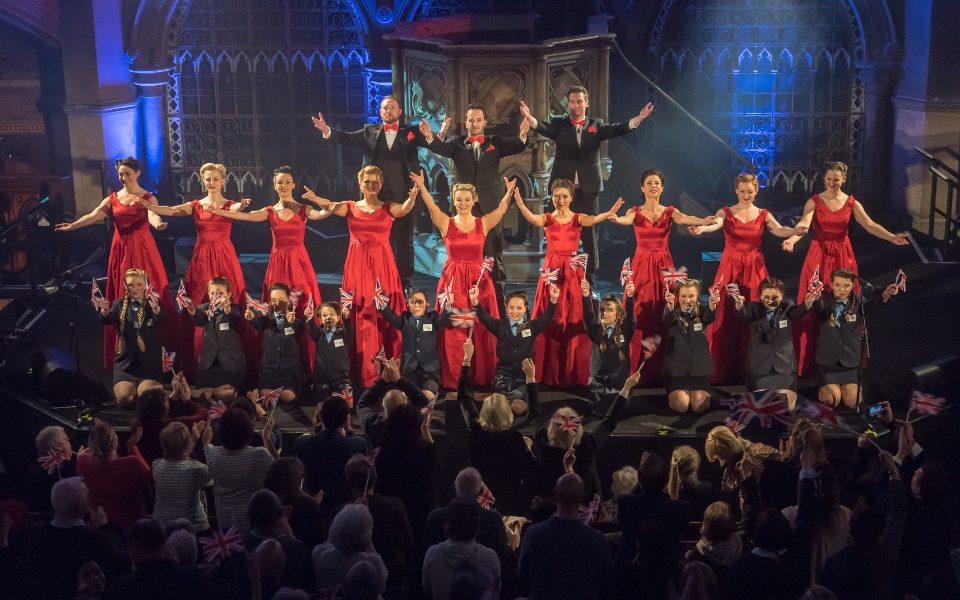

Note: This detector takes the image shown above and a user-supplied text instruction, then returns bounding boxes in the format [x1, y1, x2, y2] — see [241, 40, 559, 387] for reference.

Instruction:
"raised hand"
[418, 119, 433, 139]
[562, 447, 577, 474]
[238, 198, 252, 210]
[635, 102, 655, 122]
[409, 170, 426, 188]
[519, 118, 530, 139]
[437, 117, 452, 139]
[301, 185, 322, 205]
[285, 310, 296, 323]
[462, 336, 475, 362]
[665, 290, 676, 311]
[549, 283, 560, 303]
[512, 187, 524, 205]
[709, 286, 721, 309]
[521, 357, 536, 381]
[609, 197, 625, 215]
[580, 278, 590, 298]
[503, 176, 518, 194]
[733, 294, 745, 310]
[468, 285, 480, 306]
[127, 425, 143, 450]
[625, 281, 636, 298]
[96, 297, 110, 313]
[311, 112, 330, 135]
[518, 100, 533, 123]
[303, 306, 315, 320]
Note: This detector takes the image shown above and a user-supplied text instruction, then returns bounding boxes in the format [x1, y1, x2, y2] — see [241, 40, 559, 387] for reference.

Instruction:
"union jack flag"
[161, 347, 176, 373]
[144, 279, 161, 304]
[304, 293, 315, 314]
[808, 265, 825, 295]
[477, 483, 496, 509]
[420, 397, 437, 416]
[726, 390, 792, 430]
[710, 274, 723, 297]
[640, 335, 662, 360]
[175, 279, 192, 311]
[245, 293, 270, 315]
[579, 493, 601, 525]
[551, 413, 582, 435]
[339, 288, 354, 312]
[661, 266, 689, 289]
[257, 388, 282, 411]
[723, 417, 746, 436]
[910, 391, 945, 416]
[332, 385, 354, 408]
[436, 284, 453, 312]
[208, 400, 227, 421]
[620, 258, 634, 287]
[288, 289, 303, 311]
[206, 291, 224, 317]
[570, 252, 589, 272]
[894, 269, 907, 293]
[539, 266, 560, 286]
[90, 279, 104, 310]
[372, 346, 388, 365]
[199, 526, 244, 565]
[449, 308, 478, 328]
[725, 282, 741, 299]
[37, 449, 65, 476]
[798, 398, 839, 425]
[475, 256, 495, 287]
[372, 279, 389, 310]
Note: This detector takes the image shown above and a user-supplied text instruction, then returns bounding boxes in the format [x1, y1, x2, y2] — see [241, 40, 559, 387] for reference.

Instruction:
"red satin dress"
[103, 192, 175, 369]
[436, 217, 499, 388]
[626, 206, 676, 381]
[341, 201, 405, 386]
[534, 212, 590, 387]
[263, 204, 322, 371]
[707, 206, 770, 384]
[182, 199, 254, 374]
[794, 195, 859, 377]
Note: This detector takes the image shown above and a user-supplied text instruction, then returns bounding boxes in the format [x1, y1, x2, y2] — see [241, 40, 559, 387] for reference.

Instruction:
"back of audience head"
[752, 508, 792, 552]
[445, 495, 480, 542]
[449, 566, 496, 600]
[912, 461, 948, 501]
[329, 503, 374, 554]
[382, 402, 423, 449]
[669, 445, 701, 491]
[454, 467, 484, 498]
[254, 538, 286, 586]
[51, 476, 88, 519]
[381, 388, 408, 416]
[345, 453, 377, 496]
[785, 417, 820, 461]
[528, 494, 557, 523]
[165, 528, 198, 567]
[136, 387, 169, 424]
[849, 504, 883, 547]
[676, 561, 719, 600]
[265, 457, 306, 505]
[160, 421, 194, 460]
[701, 501, 737, 543]
[320, 397, 349, 431]
[639, 450, 669, 491]
[341, 559, 385, 600]
[125, 518, 166, 565]
[248, 489, 285, 532]
[35, 425, 70, 457]
[87, 421, 118, 460]
[219, 406, 254, 450]
[479, 393, 513, 432]
[704, 426, 746, 465]
[611, 465, 638, 496]
[546, 406, 584, 449]
[554, 473, 585, 512]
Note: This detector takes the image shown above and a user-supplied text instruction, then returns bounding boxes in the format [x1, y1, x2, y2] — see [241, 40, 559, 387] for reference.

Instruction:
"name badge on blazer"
[334, 338, 344, 347]
[219, 322, 231, 331]
[284, 327, 295, 336]
[778, 319, 788, 329]
[422, 323, 433, 332]
[693, 323, 703, 332]
[846, 314, 857, 322]
[521, 329, 532, 338]
[618, 335, 625, 343]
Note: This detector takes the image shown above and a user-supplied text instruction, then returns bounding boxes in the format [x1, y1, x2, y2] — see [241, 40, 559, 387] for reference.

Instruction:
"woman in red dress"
[781, 162, 909, 377]
[138, 163, 252, 372]
[515, 179, 625, 387]
[55, 157, 175, 368]
[689, 173, 806, 384]
[208, 166, 328, 371]
[608, 169, 718, 382]
[408, 171, 514, 388]
[302, 166, 416, 387]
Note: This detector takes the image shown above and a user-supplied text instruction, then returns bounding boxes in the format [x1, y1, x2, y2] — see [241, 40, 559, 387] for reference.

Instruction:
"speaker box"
[879, 355, 959, 410]
[32, 348, 112, 407]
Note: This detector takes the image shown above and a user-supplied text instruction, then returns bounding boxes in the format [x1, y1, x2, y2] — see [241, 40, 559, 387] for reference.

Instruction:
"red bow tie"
[382, 123, 399, 132]
[467, 135, 485, 144]
[571, 119, 586, 127]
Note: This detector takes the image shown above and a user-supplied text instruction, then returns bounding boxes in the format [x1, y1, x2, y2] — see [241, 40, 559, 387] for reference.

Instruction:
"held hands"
[468, 285, 480, 307]
[549, 283, 560, 304]
[503, 176, 518, 196]
[238, 198, 252, 211]
[687, 225, 702, 236]
[607, 198, 625, 222]
[625, 281, 635, 298]
[793, 225, 809, 236]
[703, 215, 719, 226]
[580, 278, 590, 298]
[781, 239, 796, 253]
[664, 290, 676, 311]
[311, 112, 330, 135]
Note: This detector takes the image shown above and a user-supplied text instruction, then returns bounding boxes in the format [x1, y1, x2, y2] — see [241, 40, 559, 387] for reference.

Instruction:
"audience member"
[356, 358, 431, 448]
[598, 465, 637, 523]
[422, 496, 501, 600]
[423, 467, 508, 559]
[667, 445, 713, 518]
[77, 421, 152, 529]
[25, 425, 78, 512]
[689, 501, 742, 574]
[102, 518, 205, 600]
[263, 457, 327, 548]
[152, 421, 213, 532]
[312, 503, 388, 595]
[243, 489, 314, 596]
[618, 450, 692, 541]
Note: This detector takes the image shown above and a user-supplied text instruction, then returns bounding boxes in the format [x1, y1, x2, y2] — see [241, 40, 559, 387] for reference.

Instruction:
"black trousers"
[572, 188, 600, 284]
[476, 204, 507, 314]
[382, 187, 414, 285]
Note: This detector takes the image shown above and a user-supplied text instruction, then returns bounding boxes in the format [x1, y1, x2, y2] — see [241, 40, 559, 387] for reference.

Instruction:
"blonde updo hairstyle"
[357, 165, 384, 188]
[199, 163, 227, 179]
[734, 173, 759, 192]
[478, 393, 513, 432]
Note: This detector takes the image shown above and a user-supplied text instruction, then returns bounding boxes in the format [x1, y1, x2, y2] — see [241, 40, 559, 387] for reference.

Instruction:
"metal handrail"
[915, 147, 958, 257]
[0, 196, 49, 240]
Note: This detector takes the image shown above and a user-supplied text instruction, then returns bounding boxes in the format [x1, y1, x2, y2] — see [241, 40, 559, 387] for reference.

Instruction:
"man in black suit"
[312, 96, 428, 290]
[421, 104, 529, 305]
[520, 88, 654, 285]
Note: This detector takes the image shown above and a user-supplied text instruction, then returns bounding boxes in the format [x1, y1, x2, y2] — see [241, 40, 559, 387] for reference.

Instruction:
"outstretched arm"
[306, 207, 333, 221]
[672, 209, 718, 227]
[578, 197, 625, 227]
[301, 186, 348, 218]
[136, 197, 193, 217]
[480, 177, 517, 234]
[205, 206, 269, 222]
[513, 187, 547, 227]
[852, 201, 909, 245]
[608, 206, 637, 227]
[764, 211, 807, 238]
[54, 197, 111, 232]
[782, 198, 816, 252]
[688, 209, 725, 235]
[388, 186, 418, 218]
[409, 170, 449, 236]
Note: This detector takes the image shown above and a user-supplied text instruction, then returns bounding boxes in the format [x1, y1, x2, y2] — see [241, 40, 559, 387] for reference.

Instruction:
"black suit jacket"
[325, 124, 427, 200]
[308, 318, 352, 384]
[661, 304, 716, 377]
[379, 306, 450, 375]
[102, 299, 164, 374]
[814, 293, 869, 368]
[427, 134, 527, 213]
[583, 295, 635, 387]
[250, 314, 303, 373]
[739, 300, 807, 376]
[476, 302, 556, 378]
[356, 376, 431, 448]
[534, 116, 634, 194]
[191, 303, 246, 373]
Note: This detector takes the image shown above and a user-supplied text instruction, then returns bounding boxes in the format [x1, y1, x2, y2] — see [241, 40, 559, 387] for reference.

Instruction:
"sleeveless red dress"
[103, 192, 175, 369]
[436, 217, 499, 388]
[263, 204, 322, 371]
[795, 195, 859, 377]
[181, 199, 255, 374]
[626, 206, 676, 381]
[341, 201, 405, 386]
[533, 212, 590, 387]
[707, 206, 770, 384]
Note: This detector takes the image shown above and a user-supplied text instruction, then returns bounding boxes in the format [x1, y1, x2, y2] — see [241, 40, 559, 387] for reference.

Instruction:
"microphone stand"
[853, 276, 876, 415]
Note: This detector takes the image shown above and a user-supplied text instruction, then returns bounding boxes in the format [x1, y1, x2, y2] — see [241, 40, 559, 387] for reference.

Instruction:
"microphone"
[853, 275, 875, 296]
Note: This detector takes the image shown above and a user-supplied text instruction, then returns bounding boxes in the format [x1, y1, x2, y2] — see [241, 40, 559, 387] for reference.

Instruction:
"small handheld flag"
[245, 293, 270, 315]
[339, 288, 354, 312]
[619, 258, 634, 287]
[808, 265, 824, 295]
[372, 279, 389, 310]
[90, 279, 105, 310]
[175, 279, 192, 311]
[475, 256, 495, 287]
[37, 449, 65, 476]
[161, 347, 176, 373]
[894, 269, 907, 293]
[199, 527, 244, 565]
[661, 266, 689, 289]
[570, 252, 588, 272]
[477, 484, 496, 509]
[539, 266, 559, 286]
[550, 413, 582, 436]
